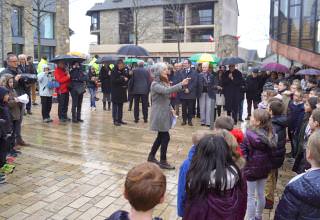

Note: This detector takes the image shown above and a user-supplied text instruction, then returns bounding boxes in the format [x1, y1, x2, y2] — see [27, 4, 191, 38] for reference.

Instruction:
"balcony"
[190, 16, 213, 26]
[90, 23, 100, 34]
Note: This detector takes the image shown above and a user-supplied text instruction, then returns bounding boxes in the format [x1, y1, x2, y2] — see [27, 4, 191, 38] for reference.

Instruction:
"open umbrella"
[124, 58, 144, 64]
[261, 62, 289, 73]
[220, 57, 245, 65]
[96, 56, 118, 64]
[50, 55, 85, 63]
[67, 51, 87, 59]
[117, 45, 149, 56]
[189, 53, 220, 64]
[296, 68, 320, 75]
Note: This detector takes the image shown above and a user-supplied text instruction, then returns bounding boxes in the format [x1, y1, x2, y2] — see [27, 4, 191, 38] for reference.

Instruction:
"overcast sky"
[69, 0, 270, 58]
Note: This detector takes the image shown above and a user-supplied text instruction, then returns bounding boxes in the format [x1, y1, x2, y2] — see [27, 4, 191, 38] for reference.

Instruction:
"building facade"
[269, 0, 320, 68]
[87, 0, 239, 62]
[0, 0, 70, 66]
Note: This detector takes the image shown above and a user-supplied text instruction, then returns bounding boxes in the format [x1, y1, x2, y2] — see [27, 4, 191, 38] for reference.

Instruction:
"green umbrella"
[189, 53, 220, 65]
[124, 58, 144, 64]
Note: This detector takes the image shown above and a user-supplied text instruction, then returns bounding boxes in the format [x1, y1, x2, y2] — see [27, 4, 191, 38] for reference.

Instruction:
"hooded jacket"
[106, 210, 162, 220]
[2, 74, 22, 121]
[0, 87, 12, 134]
[241, 128, 277, 181]
[275, 169, 320, 220]
[54, 67, 71, 94]
[271, 115, 288, 169]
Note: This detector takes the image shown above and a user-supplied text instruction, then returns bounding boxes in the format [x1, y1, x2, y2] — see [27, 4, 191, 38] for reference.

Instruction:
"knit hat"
[263, 82, 274, 91]
[308, 97, 318, 110]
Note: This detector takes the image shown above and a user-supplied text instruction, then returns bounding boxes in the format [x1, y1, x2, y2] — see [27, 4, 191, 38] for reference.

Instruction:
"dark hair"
[6, 54, 17, 61]
[269, 100, 284, 116]
[117, 59, 124, 65]
[125, 162, 166, 211]
[42, 55, 47, 60]
[252, 109, 273, 138]
[308, 78, 318, 85]
[215, 116, 234, 131]
[186, 134, 241, 199]
[94, 54, 99, 59]
[279, 80, 289, 88]
[186, 59, 192, 65]
[27, 56, 33, 61]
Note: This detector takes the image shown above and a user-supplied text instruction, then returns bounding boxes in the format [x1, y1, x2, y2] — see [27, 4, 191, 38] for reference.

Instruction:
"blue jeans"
[88, 87, 96, 107]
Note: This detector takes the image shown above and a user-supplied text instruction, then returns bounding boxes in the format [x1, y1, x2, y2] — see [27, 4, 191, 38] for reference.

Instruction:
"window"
[163, 29, 184, 43]
[11, 6, 23, 37]
[191, 2, 214, 25]
[300, 0, 317, 50]
[288, 0, 301, 47]
[119, 9, 134, 44]
[90, 12, 100, 31]
[278, 0, 288, 43]
[12, 44, 23, 55]
[316, 0, 320, 52]
[190, 29, 213, 42]
[34, 46, 55, 60]
[164, 5, 184, 27]
[33, 11, 54, 39]
[271, 0, 279, 39]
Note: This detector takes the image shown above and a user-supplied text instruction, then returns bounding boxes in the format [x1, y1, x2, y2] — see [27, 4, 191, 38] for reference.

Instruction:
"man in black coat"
[221, 64, 244, 123]
[99, 64, 112, 111]
[131, 61, 151, 123]
[177, 59, 198, 126]
[18, 54, 33, 115]
[245, 70, 261, 120]
[0, 54, 29, 146]
[26, 56, 38, 106]
[111, 59, 129, 126]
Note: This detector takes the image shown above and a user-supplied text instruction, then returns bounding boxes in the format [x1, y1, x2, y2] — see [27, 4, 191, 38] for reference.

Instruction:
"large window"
[34, 45, 55, 60]
[191, 2, 214, 25]
[190, 29, 213, 42]
[271, 0, 279, 39]
[288, 0, 301, 47]
[90, 12, 100, 31]
[163, 29, 184, 43]
[119, 9, 134, 44]
[164, 5, 184, 27]
[11, 6, 23, 37]
[278, 0, 288, 43]
[33, 11, 55, 39]
[300, 0, 317, 50]
[12, 44, 23, 55]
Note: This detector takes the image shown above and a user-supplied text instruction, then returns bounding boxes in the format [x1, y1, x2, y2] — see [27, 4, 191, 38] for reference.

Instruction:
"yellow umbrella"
[67, 51, 86, 59]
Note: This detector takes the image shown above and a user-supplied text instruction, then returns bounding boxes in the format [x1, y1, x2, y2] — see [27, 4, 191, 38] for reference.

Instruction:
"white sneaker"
[91, 107, 96, 111]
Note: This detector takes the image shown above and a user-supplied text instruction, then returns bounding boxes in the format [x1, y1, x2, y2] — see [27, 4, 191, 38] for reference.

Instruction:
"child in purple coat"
[241, 109, 277, 220]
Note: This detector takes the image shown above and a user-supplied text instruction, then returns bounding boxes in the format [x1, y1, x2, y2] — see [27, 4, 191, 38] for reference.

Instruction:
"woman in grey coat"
[148, 63, 190, 170]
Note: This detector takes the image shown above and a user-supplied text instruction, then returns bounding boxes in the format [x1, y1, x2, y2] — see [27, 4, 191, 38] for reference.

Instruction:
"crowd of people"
[0, 51, 320, 219]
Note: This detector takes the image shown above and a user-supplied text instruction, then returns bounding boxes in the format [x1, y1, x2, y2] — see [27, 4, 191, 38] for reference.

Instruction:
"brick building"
[0, 0, 70, 66]
[86, 0, 239, 63]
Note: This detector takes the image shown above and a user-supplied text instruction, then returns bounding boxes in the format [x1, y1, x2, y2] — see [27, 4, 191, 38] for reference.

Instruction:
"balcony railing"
[191, 16, 213, 25]
[90, 23, 100, 32]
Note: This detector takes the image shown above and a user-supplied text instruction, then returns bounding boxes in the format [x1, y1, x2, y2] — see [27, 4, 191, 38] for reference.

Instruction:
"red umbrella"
[261, 63, 289, 73]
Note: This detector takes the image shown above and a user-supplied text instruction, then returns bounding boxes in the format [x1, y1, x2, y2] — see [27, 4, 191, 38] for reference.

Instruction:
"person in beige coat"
[148, 63, 190, 170]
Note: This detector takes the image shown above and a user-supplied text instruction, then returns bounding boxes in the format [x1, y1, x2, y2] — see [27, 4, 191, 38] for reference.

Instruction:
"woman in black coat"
[99, 64, 112, 111]
[111, 59, 129, 126]
[221, 64, 244, 123]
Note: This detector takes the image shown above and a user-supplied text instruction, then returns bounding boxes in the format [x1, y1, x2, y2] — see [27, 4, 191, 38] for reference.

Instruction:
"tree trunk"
[177, 30, 181, 62]
[135, 9, 138, 45]
[37, 2, 41, 60]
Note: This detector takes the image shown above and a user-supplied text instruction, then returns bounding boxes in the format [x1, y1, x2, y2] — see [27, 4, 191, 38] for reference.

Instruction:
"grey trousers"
[210, 98, 216, 129]
[199, 93, 211, 126]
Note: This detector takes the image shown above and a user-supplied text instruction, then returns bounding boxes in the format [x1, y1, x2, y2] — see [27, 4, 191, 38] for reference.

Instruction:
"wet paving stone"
[0, 94, 296, 219]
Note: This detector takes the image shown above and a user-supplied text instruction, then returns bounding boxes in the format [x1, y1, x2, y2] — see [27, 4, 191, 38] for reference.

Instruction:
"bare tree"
[163, 0, 184, 62]
[4, 0, 55, 60]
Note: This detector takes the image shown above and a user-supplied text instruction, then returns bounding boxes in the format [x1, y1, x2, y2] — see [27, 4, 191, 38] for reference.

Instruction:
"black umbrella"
[117, 45, 150, 56]
[220, 57, 246, 65]
[96, 56, 119, 64]
[50, 55, 85, 63]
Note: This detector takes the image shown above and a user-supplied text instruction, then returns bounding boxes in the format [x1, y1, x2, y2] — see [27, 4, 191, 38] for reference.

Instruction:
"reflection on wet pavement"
[0, 94, 295, 220]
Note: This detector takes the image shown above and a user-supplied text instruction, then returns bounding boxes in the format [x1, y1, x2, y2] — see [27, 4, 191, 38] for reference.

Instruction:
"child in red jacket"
[215, 115, 244, 156]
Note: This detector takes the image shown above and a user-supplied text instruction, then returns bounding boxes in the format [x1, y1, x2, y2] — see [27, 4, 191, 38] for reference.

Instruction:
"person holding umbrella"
[222, 64, 244, 123]
[111, 59, 129, 126]
[99, 64, 113, 111]
[54, 61, 71, 122]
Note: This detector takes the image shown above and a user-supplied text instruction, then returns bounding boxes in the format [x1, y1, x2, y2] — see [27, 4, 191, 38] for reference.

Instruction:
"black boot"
[159, 160, 175, 170]
[147, 155, 160, 165]
[108, 102, 111, 111]
[103, 101, 107, 111]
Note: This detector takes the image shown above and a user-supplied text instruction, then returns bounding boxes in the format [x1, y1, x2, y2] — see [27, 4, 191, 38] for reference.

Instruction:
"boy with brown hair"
[106, 162, 166, 220]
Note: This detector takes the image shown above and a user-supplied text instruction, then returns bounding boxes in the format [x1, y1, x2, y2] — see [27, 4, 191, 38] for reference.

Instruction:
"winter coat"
[99, 66, 112, 94]
[178, 145, 196, 217]
[54, 67, 70, 94]
[69, 67, 88, 94]
[275, 169, 320, 220]
[230, 128, 244, 156]
[110, 67, 129, 103]
[177, 69, 199, 100]
[0, 87, 12, 134]
[221, 69, 244, 112]
[0, 67, 26, 96]
[183, 167, 247, 220]
[87, 70, 98, 89]
[288, 101, 305, 135]
[198, 72, 218, 99]
[271, 115, 288, 169]
[105, 210, 162, 220]
[37, 72, 54, 97]
[245, 75, 260, 101]
[7, 88, 21, 121]
[131, 67, 151, 95]
[26, 63, 37, 75]
[240, 128, 277, 181]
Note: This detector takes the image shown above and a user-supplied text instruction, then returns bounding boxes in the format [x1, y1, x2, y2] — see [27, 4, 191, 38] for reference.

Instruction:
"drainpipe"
[0, 0, 4, 67]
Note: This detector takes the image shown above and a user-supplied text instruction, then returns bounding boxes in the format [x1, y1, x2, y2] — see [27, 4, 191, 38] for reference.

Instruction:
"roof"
[86, 0, 217, 16]
[238, 47, 260, 62]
